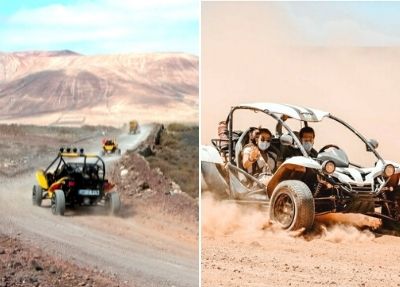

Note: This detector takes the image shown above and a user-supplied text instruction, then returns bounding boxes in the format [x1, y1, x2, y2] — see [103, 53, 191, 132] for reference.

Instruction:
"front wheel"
[32, 185, 43, 206]
[381, 188, 400, 230]
[106, 192, 121, 215]
[269, 180, 315, 231]
[51, 189, 65, 215]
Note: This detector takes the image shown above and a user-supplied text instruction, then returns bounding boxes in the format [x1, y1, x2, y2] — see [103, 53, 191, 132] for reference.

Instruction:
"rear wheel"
[106, 192, 121, 215]
[51, 190, 65, 215]
[269, 180, 315, 231]
[32, 185, 43, 206]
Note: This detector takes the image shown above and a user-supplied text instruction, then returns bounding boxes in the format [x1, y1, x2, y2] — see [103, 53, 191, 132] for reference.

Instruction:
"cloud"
[281, 2, 400, 46]
[0, 0, 198, 54]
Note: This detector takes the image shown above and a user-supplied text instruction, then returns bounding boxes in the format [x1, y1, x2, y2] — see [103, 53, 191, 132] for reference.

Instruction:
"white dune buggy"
[201, 103, 400, 231]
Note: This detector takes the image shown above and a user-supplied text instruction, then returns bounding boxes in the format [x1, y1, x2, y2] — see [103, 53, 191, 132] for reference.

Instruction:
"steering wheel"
[318, 144, 341, 154]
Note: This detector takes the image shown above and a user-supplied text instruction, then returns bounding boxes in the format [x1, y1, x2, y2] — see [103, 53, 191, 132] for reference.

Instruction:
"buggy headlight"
[383, 164, 395, 177]
[322, 160, 335, 174]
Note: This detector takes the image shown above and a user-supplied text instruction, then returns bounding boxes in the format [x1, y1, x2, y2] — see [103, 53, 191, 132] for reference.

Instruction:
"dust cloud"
[202, 193, 271, 238]
[202, 192, 379, 243]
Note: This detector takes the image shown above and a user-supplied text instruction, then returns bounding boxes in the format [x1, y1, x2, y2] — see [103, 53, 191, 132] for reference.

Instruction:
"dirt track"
[202, 194, 400, 287]
[0, 125, 198, 287]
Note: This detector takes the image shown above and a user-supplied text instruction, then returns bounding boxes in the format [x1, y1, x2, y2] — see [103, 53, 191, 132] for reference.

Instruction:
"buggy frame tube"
[45, 153, 106, 181]
[227, 106, 309, 164]
[329, 114, 383, 162]
[45, 154, 61, 173]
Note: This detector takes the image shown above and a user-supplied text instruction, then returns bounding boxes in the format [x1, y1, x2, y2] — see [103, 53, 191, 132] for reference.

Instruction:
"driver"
[283, 126, 318, 159]
[242, 128, 278, 180]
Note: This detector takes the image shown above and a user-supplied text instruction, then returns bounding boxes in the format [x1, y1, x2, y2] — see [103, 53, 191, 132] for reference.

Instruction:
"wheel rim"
[273, 190, 295, 228]
[51, 194, 56, 214]
[32, 187, 36, 203]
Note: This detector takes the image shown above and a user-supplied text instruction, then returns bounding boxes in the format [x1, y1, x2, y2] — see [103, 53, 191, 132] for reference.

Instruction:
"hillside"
[0, 51, 198, 125]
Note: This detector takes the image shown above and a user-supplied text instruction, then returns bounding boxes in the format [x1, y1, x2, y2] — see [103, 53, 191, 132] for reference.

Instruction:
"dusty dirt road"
[0, 125, 198, 287]
[202, 194, 400, 287]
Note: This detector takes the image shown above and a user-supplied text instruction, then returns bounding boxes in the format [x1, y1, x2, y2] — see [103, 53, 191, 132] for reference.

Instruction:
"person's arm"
[275, 115, 289, 137]
[242, 146, 260, 169]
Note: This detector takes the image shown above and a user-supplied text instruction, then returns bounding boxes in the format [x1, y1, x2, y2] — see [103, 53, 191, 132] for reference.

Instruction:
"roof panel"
[238, 102, 330, 122]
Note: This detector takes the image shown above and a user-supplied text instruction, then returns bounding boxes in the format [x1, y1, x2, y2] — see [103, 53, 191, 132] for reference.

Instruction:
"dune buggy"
[129, 120, 140, 135]
[201, 103, 400, 231]
[32, 148, 121, 216]
[101, 139, 121, 156]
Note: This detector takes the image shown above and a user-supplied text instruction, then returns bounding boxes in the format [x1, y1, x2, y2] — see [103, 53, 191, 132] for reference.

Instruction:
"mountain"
[0, 51, 198, 125]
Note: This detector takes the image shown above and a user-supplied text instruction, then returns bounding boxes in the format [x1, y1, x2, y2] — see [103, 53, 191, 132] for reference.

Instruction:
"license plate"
[78, 189, 100, 196]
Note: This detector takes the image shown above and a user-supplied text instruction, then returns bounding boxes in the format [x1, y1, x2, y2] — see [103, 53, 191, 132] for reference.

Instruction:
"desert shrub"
[147, 126, 198, 198]
[167, 123, 193, 132]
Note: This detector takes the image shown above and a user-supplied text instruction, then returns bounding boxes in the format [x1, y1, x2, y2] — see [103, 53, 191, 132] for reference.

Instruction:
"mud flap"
[35, 169, 49, 190]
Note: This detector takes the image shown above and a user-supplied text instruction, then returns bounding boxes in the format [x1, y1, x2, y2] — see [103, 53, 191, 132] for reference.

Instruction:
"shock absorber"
[314, 182, 322, 197]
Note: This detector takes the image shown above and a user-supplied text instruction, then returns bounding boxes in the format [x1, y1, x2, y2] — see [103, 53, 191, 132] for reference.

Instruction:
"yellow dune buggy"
[129, 120, 140, 134]
[101, 139, 121, 156]
[32, 148, 121, 215]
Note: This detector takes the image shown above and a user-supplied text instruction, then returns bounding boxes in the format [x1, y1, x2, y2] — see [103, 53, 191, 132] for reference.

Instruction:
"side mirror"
[367, 139, 378, 151]
[280, 134, 293, 146]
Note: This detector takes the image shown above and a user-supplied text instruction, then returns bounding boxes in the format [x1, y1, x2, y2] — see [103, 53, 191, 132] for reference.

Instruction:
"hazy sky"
[0, 0, 199, 55]
[281, 1, 400, 46]
[202, 1, 400, 162]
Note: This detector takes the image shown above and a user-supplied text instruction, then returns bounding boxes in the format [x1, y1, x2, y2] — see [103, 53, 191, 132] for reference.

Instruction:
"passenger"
[283, 126, 318, 159]
[242, 128, 278, 180]
[275, 114, 289, 137]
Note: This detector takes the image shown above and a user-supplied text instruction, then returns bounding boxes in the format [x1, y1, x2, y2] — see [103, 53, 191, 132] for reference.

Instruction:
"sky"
[0, 0, 199, 55]
[201, 1, 400, 163]
[281, 1, 400, 46]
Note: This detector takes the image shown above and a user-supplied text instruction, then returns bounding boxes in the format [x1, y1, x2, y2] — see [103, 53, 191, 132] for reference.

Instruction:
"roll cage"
[217, 103, 383, 167]
[45, 151, 106, 182]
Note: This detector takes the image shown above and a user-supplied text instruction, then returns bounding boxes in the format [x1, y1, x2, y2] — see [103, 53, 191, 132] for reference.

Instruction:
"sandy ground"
[201, 3, 400, 286]
[0, 125, 198, 287]
[0, 233, 128, 287]
[201, 194, 400, 287]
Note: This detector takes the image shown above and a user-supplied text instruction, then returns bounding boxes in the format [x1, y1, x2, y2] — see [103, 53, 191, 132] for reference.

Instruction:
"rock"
[169, 181, 182, 194]
[49, 266, 57, 274]
[0, 249, 5, 255]
[11, 261, 22, 268]
[138, 145, 154, 157]
[120, 169, 128, 177]
[154, 167, 163, 176]
[137, 181, 150, 190]
[30, 260, 43, 271]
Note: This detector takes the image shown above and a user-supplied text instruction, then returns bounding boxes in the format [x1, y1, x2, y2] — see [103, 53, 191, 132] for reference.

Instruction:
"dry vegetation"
[146, 123, 199, 198]
[0, 124, 119, 177]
